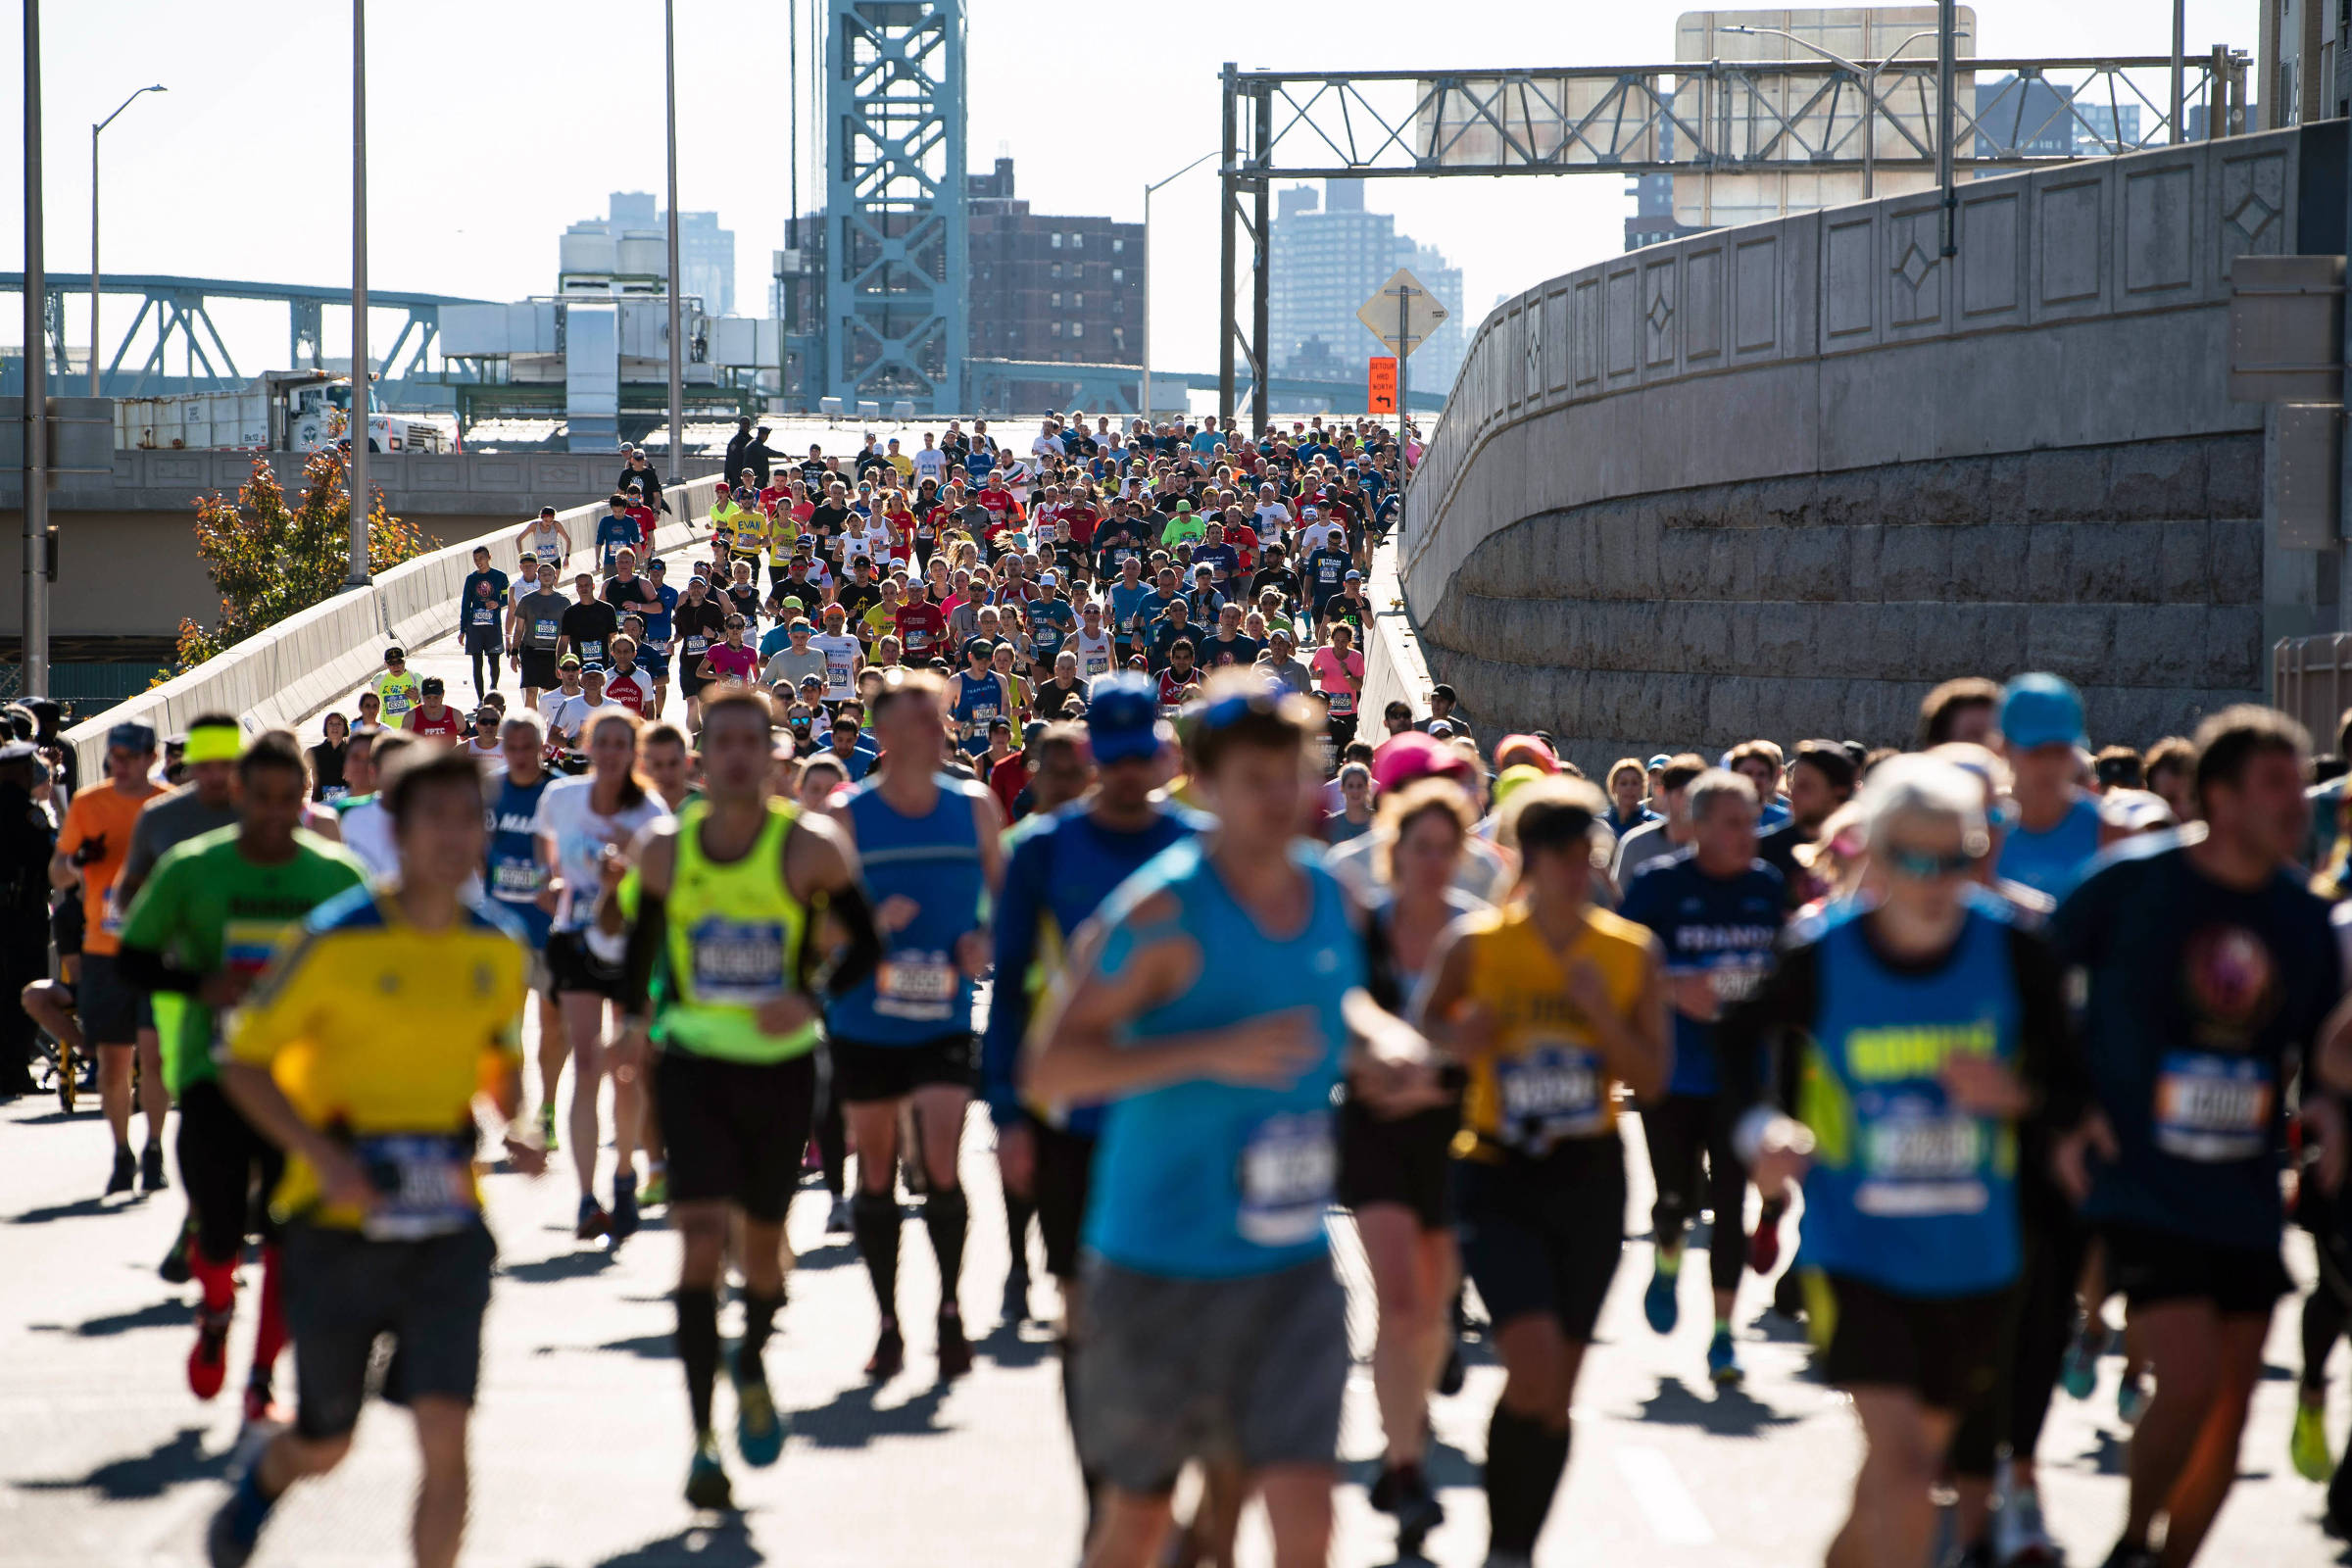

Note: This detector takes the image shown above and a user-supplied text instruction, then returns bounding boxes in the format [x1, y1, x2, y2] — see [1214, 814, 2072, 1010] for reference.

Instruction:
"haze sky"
[2, 1, 2258, 392]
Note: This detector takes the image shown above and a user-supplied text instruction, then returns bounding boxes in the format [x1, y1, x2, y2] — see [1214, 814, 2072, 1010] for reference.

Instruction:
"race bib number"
[1325, 688, 1355, 716]
[1235, 1112, 1336, 1248]
[321, 784, 350, 804]
[1495, 1044, 1605, 1151]
[689, 916, 788, 1005]
[2154, 1052, 2274, 1162]
[470, 605, 497, 627]
[533, 617, 560, 645]
[354, 1133, 476, 1240]
[1857, 1098, 1989, 1216]
[684, 635, 709, 656]
[488, 857, 543, 903]
[1707, 957, 1769, 1004]
[579, 640, 605, 664]
[877, 953, 958, 1021]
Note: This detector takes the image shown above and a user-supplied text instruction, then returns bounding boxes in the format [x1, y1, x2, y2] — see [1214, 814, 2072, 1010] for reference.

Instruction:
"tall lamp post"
[663, 0, 683, 482]
[89, 84, 166, 397]
[347, 0, 370, 587]
[1140, 150, 1219, 423]
[1721, 24, 1943, 199]
[23, 0, 48, 696]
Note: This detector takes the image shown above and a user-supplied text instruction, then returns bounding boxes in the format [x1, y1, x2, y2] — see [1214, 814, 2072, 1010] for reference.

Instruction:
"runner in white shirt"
[518, 505, 570, 570]
[912, 433, 949, 484]
[1073, 604, 1116, 680]
[1252, 484, 1293, 537]
[1296, 505, 1342, 557]
[810, 615, 864, 704]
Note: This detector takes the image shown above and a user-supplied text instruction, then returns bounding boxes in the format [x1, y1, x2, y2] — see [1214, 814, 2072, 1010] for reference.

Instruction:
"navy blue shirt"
[2049, 835, 2339, 1248]
[1619, 850, 1785, 1097]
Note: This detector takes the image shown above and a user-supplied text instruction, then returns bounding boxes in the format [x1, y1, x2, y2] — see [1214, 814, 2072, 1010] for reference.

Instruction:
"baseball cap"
[1344, 569, 1362, 581]
[1494, 734, 1558, 774]
[558, 654, 582, 669]
[419, 676, 445, 695]
[1998, 672, 2087, 751]
[1646, 754, 1672, 770]
[961, 636, 993, 662]
[107, 720, 158, 754]
[384, 646, 406, 662]
[799, 673, 825, 690]
[1491, 762, 1549, 810]
[1039, 569, 1058, 587]
[1372, 731, 1475, 795]
[1022, 720, 1049, 748]
[1087, 673, 1163, 764]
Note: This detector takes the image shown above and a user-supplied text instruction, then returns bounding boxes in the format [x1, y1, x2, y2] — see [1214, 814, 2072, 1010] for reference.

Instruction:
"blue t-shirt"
[824, 773, 990, 1045]
[980, 802, 1209, 1134]
[819, 743, 873, 783]
[638, 582, 678, 649]
[1619, 851, 1784, 1096]
[1083, 839, 1362, 1278]
[459, 569, 510, 639]
[595, 514, 640, 571]
[1028, 598, 1077, 665]
[483, 772, 554, 949]
[1997, 794, 2103, 902]
[2049, 835, 2340, 1248]
[1108, 581, 1155, 641]
[1793, 903, 2025, 1298]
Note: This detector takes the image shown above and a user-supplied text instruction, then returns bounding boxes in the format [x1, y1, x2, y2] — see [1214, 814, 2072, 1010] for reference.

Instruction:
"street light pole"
[2170, 0, 2186, 144]
[1936, 0, 1957, 256]
[663, 0, 684, 483]
[89, 84, 166, 398]
[1140, 149, 1219, 423]
[347, 0, 370, 587]
[23, 0, 49, 696]
[1721, 24, 1941, 200]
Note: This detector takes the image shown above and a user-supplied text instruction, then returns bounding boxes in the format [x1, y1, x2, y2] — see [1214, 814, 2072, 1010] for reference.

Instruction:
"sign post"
[1367, 356, 1397, 414]
[1358, 268, 1446, 436]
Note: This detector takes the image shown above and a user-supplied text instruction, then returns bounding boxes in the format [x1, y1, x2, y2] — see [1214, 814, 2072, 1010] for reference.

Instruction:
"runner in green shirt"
[370, 646, 422, 725]
[115, 729, 369, 1426]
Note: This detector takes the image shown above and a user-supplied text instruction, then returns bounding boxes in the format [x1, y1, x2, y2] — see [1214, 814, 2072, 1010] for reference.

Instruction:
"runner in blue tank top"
[1994, 673, 2119, 901]
[1025, 672, 1434, 1568]
[824, 668, 1004, 1382]
[1723, 757, 2082, 1568]
[484, 715, 567, 1152]
[948, 637, 1010, 759]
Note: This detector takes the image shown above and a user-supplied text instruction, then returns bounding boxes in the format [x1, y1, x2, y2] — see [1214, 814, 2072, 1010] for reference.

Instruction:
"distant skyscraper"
[568, 192, 737, 317]
[1268, 180, 1465, 401]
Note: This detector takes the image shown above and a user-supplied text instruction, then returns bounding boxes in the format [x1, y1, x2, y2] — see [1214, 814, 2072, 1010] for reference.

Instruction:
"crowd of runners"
[2, 409, 2349, 1568]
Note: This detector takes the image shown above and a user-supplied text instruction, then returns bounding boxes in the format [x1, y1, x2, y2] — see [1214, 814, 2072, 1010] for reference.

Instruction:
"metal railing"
[2275, 635, 2352, 750]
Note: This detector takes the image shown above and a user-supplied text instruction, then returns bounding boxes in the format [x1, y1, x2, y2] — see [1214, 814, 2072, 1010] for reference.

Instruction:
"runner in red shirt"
[403, 677, 464, 738]
[623, 495, 659, 550]
[894, 589, 949, 661]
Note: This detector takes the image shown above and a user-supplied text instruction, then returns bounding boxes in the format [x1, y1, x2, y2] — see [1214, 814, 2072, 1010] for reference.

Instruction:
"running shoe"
[187, 1307, 232, 1400]
[1706, 1328, 1744, 1387]
[937, 1308, 973, 1379]
[141, 1141, 169, 1194]
[1643, 1257, 1680, 1336]
[640, 1169, 668, 1208]
[733, 1372, 786, 1468]
[574, 1196, 611, 1243]
[1993, 1483, 2058, 1565]
[2096, 1544, 2158, 1568]
[685, 1431, 734, 1510]
[159, 1220, 194, 1285]
[826, 1196, 853, 1237]
[865, 1322, 906, 1381]
[2117, 1373, 2150, 1429]
[2060, 1324, 2105, 1400]
[1748, 1202, 1785, 1274]
[1392, 1468, 1445, 1548]
[610, 1175, 641, 1247]
[538, 1102, 559, 1153]
[2294, 1397, 2334, 1483]
[1002, 1265, 1031, 1328]
[106, 1145, 136, 1198]
[205, 1470, 273, 1568]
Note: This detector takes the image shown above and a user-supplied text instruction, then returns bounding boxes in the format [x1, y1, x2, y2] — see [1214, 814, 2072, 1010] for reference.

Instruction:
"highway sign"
[1357, 269, 1448, 360]
[1368, 357, 1397, 413]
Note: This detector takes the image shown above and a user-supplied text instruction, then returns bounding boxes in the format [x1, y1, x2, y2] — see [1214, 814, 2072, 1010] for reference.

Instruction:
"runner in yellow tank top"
[1420, 776, 1668, 1568]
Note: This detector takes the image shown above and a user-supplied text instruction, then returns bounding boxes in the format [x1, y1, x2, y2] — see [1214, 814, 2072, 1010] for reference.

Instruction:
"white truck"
[114, 371, 456, 454]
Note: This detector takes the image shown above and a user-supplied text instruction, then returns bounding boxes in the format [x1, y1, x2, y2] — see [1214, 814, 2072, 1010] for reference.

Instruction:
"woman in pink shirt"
[695, 613, 761, 687]
[1309, 621, 1366, 746]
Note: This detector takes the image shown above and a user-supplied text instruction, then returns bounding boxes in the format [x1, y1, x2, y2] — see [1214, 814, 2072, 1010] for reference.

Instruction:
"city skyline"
[2, 0, 2259, 404]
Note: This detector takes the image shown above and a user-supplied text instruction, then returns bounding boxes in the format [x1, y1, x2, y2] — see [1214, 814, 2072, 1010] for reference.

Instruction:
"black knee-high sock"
[853, 1189, 902, 1324]
[675, 1286, 720, 1435]
[1004, 1189, 1036, 1277]
[1485, 1403, 1573, 1557]
[1062, 1337, 1103, 1538]
[923, 1184, 969, 1312]
[736, 1288, 784, 1382]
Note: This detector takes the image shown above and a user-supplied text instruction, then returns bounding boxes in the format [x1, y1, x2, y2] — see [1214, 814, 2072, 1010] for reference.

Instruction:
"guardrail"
[61, 475, 718, 781]
[2275, 634, 2352, 753]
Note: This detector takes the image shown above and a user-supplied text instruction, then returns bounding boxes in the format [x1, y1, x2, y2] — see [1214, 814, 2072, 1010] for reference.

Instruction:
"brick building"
[966, 159, 1145, 411]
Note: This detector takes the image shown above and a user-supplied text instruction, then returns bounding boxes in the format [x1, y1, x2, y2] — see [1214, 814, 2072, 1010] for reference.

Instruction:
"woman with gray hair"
[1718, 755, 2088, 1568]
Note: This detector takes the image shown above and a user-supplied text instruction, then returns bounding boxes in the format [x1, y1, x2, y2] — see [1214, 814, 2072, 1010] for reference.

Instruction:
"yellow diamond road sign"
[1358, 268, 1448, 359]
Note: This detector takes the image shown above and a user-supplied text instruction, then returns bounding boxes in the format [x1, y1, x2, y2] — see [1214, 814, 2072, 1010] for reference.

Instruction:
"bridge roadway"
[2, 1050, 2338, 1564]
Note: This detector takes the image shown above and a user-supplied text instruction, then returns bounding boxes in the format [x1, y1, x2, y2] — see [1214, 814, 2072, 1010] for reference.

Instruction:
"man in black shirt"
[1250, 544, 1300, 609]
[511, 564, 572, 708]
[1757, 740, 1859, 904]
[741, 424, 779, 486]
[617, 448, 670, 514]
[603, 551, 665, 631]
[559, 572, 620, 670]
[799, 444, 830, 489]
[835, 559, 882, 623]
[723, 418, 755, 483]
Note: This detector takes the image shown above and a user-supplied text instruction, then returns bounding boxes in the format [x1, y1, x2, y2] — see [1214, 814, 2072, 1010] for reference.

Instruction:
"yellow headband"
[184, 725, 241, 764]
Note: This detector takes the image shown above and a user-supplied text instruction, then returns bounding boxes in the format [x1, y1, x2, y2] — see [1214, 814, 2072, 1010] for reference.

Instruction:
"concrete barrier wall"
[1399, 127, 2328, 775]
[63, 476, 718, 781]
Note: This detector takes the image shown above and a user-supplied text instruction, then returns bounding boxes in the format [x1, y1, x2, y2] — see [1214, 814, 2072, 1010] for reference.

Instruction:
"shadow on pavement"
[15, 1425, 229, 1499]
[8, 1195, 127, 1226]
[534, 1331, 677, 1361]
[786, 1377, 952, 1448]
[1637, 1375, 1801, 1438]
[975, 1316, 1055, 1371]
[594, 1514, 764, 1566]
[503, 1250, 617, 1285]
[29, 1298, 193, 1338]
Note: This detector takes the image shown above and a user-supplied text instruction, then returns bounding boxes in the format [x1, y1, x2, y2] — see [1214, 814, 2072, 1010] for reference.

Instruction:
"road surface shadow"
[15, 1425, 229, 1499]
[533, 1331, 676, 1361]
[1637, 1374, 1801, 1438]
[594, 1514, 764, 1566]
[786, 1377, 952, 1448]
[28, 1298, 192, 1338]
[8, 1194, 128, 1225]
[975, 1316, 1056, 1370]
[503, 1250, 618, 1284]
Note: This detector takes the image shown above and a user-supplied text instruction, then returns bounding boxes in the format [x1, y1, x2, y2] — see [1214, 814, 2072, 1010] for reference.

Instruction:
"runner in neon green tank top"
[601, 689, 884, 1509]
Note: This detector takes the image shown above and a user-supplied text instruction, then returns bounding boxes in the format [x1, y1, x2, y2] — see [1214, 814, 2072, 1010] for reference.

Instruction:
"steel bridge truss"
[824, 0, 966, 416]
[0, 272, 481, 400]
[1217, 48, 2249, 432]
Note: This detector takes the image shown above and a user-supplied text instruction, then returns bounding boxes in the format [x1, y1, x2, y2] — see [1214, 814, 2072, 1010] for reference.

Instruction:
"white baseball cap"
[1039, 569, 1059, 587]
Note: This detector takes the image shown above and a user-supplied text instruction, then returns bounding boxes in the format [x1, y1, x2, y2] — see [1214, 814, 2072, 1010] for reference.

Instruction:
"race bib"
[579, 640, 606, 663]
[354, 1133, 476, 1240]
[1495, 1044, 1605, 1151]
[533, 617, 560, 644]
[1856, 1098, 1989, 1216]
[2153, 1052, 2274, 1162]
[1235, 1111, 1336, 1248]
[1707, 957, 1769, 1004]
[684, 634, 709, 656]
[321, 784, 350, 804]
[877, 953, 958, 1021]
[470, 605, 497, 626]
[689, 916, 788, 1005]
[488, 856, 543, 903]
[1325, 688, 1355, 716]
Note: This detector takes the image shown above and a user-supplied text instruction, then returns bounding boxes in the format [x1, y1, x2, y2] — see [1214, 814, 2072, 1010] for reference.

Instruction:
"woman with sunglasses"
[1417, 777, 1668, 1568]
[695, 615, 760, 693]
[1720, 756, 2081, 1568]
